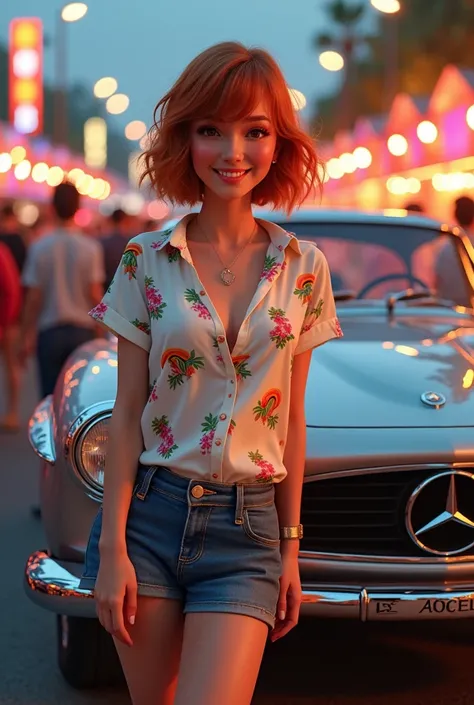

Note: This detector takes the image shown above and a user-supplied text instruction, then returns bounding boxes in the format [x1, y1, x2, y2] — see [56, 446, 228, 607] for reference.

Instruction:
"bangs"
[192, 63, 274, 123]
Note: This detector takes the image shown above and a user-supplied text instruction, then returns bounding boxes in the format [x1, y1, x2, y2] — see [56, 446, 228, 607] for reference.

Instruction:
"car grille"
[300, 468, 474, 558]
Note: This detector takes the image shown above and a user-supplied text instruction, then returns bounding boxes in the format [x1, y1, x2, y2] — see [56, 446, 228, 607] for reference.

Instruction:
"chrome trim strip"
[25, 551, 474, 622]
[28, 396, 56, 464]
[298, 549, 474, 564]
[65, 400, 114, 502]
[304, 462, 451, 482]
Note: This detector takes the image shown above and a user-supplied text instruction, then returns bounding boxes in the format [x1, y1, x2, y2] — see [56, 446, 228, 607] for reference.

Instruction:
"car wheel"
[56, 615, 124, 689]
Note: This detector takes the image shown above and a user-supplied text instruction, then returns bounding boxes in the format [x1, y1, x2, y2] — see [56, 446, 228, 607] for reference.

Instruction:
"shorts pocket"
[243, 503, 280, 547]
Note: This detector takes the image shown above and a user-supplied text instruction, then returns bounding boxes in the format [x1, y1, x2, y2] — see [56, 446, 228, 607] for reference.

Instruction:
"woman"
[82, 41, 342, 705]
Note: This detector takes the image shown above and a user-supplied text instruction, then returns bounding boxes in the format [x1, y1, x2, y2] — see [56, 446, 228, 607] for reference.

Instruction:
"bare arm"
[99, 335, 149, 554]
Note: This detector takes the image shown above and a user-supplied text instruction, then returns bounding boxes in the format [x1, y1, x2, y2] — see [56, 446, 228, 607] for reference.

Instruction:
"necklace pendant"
[221, 268, 235, 286]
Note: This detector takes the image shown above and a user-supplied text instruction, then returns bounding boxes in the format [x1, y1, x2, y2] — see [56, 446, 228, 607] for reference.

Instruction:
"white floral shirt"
[89, 214, 342, 484]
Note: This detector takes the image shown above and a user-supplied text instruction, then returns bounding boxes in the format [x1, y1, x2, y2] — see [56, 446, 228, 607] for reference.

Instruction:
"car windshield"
[281, 220, 472, 307]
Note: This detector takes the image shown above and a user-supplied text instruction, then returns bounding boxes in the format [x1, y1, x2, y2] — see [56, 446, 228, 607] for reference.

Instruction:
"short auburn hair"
[140, 42, 323, 214]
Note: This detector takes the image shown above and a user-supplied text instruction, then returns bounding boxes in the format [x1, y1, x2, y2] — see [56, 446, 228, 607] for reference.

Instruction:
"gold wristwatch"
[280, 524, 303, 540]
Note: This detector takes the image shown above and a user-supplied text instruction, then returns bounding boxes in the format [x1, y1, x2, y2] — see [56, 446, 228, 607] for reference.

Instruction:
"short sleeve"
[21, 242, 40, 288]
[89, 237, 151, 352]
[294, 247, 343, 355]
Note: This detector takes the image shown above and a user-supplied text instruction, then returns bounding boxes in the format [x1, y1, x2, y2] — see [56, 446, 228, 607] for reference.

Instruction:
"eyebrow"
[245, 115, 271, 122]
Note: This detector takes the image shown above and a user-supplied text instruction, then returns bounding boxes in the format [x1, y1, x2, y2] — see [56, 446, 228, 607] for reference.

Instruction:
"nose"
[221, 134, 244, 164]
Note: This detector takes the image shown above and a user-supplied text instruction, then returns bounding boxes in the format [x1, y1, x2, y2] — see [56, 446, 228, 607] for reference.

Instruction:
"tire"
[56, 615, 124, 689]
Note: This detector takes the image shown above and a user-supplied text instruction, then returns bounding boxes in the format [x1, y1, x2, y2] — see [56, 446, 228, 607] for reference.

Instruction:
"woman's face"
[190, 101, 278, 201]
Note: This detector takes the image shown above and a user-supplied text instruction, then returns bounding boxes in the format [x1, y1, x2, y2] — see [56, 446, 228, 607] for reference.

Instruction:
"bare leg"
[114, 596, 184, 705]
[174, 613, 268, 705]
[0, 326, 21, 429]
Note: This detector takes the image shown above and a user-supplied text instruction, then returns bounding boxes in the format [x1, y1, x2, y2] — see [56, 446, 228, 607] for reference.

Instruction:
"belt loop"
[136, 466, 158, 501]
[234, 484, 244, 525]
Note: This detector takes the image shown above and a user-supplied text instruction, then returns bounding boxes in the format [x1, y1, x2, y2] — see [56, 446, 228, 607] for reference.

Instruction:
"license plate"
[367, 592, 474, 620]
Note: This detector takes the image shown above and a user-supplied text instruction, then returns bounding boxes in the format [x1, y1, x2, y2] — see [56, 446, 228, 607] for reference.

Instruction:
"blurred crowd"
[0, 183, 167, 433]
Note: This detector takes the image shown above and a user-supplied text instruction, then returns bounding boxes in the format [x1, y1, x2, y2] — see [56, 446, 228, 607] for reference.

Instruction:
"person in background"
[19, 181, 105, 398]
[100, 208, 133, 290]
[0, 242, 22, 431]
[0, 204, 28, 274]
[435, 195, 474, 303]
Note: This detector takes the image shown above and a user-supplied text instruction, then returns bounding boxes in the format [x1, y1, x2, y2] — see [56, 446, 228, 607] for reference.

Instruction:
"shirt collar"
[152, 213, 302, 256]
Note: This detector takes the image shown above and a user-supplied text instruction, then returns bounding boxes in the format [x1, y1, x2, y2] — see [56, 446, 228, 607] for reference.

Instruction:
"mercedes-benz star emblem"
[420, 391, 446, 408]
[406, 471, 474, 556]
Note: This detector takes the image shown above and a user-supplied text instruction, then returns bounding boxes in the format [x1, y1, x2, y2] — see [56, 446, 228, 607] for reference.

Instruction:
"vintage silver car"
[25, 207, 474, 688]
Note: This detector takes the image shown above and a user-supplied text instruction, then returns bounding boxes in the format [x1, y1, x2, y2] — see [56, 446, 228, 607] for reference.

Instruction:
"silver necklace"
[195, 219, 258, 286]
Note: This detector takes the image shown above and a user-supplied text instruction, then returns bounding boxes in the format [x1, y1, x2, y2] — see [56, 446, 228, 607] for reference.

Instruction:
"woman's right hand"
[95, 548, 137, 647]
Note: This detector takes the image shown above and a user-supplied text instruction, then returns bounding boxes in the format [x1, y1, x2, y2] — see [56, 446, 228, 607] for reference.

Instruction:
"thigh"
[174, 612, 268, 705]
[114, 596, 184, 705]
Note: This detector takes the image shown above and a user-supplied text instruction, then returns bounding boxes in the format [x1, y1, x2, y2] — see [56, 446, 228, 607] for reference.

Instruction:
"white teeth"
[217, 170, 246, 178]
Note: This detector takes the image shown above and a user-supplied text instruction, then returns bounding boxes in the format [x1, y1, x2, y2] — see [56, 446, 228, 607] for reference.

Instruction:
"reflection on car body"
[24, 207, 474, 688]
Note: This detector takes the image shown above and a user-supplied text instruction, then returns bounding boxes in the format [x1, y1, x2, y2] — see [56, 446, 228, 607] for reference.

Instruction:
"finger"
[271, 594, 301, 641]
[272, 617, 298, 641]
[111, 600, 133, 646]
[97, 604, 113, 635]
[125, 582, 138, 626]
[277, 581, 288, 623]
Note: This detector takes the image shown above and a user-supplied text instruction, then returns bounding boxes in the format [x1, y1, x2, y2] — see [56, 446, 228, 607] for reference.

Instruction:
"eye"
[247, 127, 271, 139]
[197, 126, 219, 137]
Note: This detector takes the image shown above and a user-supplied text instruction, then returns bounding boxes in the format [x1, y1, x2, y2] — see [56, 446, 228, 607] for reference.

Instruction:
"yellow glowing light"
[13, 21, 39, 47]
[14, 79, 38, 103]
[31, 162, 49, 183]
[108, 359, 118, 367]
[339, 152, 357, 174]
[88, 178, 108, 199]
[46, 166, 64, 187]
[382, 341, 395, 349]
[84, 117, 107, 169]
[0, 153, 13, 173]
[125, 120, 147, 141]
[463, 369, 474, 389]
[67, 168, 84, 185]
[387, 134, 408, 156]
[394, 345, 419, 357]
[386, 176, 408, 195]
[14, 159, 31, 181]
[326, 157, 344, 180]
[99, 181, 111, 200]
[319, 51, 344, 72]
[467, 105, 474, 130]
[91, 365, 100, 375]
[61, 3, 88, 22]
[417, 120, 438, 144]
[370, 0, 400, 13]
[10, 146, 27, 164]
[353, 146, 372, 169]
[288, 88, 307, 111]
[17, 203, 39, 226]
[93, 77, 118, 99]
[406, 177, 421, 194]
[76, 174, 93, 195]
[106, 93, 130, 115]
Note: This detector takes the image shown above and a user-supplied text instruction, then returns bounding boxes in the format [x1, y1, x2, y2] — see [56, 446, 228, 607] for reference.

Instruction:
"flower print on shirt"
[121, 242, 143, 280]
[184, 289, 211, 320]
[301, 299, 324, 334]
[334, 319, 343, 338]
[145, 276, 167, 320]
[165, 243, 180, 262]
[200, 413, 218, 454]
[151, 228, 173, 251]
[249, 450, 276, 483]
[212, 337, 224, 364]
[161, 348, 205, 390]
[294, 273, 316, 305]
[228, 419, 236, 435]
[232, 354, 252, 381]
[253, 388, 281, 430]
[268, 307, 295, 349]
[132, 319, 151, 335]
[89, 302, 108, 321]
[148, 379, 158, 403]
[260, 255, 283, 283]
[152, 415, 178, 459]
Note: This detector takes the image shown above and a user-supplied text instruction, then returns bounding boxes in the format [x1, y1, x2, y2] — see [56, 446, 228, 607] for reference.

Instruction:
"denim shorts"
[80, 465, 282, 628]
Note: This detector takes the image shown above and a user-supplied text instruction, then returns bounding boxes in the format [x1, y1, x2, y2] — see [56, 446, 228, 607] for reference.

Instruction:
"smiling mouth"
[212, 168, 252, 179]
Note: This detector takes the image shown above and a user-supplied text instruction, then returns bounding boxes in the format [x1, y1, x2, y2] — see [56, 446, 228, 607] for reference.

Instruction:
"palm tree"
[313, 1, 367, 130]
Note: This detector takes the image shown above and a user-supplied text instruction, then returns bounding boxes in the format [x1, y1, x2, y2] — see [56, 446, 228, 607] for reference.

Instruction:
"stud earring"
[272, 159, 277, 164]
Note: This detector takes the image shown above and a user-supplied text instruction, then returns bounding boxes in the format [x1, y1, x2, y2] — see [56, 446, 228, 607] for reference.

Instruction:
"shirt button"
[215, 439, 222, 446]
[191, 485, 204, 499]
[228, 394, 232, 398]
[217, 335, 225, 344]
[200, 290, 206, 296]
[230, 380, 234, 384]
[219, 413, 227, 421]
[212, 473, 218, 479]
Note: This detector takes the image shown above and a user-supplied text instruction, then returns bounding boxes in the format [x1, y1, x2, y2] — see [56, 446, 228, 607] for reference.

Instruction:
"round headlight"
[75, 415, 111, 496]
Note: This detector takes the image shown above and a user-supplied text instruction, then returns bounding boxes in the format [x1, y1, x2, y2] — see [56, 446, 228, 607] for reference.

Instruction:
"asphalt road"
[2, 363, 474, 704]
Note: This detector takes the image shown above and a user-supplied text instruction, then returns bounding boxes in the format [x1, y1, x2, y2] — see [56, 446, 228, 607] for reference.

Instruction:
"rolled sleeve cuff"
[294, 316, 343, 355]
[89, 305, 150, 352]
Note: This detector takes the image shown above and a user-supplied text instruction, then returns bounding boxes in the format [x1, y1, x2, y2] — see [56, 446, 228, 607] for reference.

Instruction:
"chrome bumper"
[26, 550, 474, 621]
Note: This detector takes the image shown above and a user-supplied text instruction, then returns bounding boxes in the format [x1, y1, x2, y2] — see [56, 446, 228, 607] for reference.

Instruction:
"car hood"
[305, 314, 474, 428]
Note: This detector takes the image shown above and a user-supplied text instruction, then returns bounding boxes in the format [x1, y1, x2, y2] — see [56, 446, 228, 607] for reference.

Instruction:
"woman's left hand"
[271, 541, 302, 641]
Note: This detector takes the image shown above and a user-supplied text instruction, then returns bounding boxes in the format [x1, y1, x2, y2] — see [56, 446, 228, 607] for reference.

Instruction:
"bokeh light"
[370, 0, 400, 13]
[319, 51, 344, 72]
[288, 89, 307, 111]
[31, 162, 49, 183]
[46, 166, 64, 187]
[125, 120, 147, 141]
[387, 134, 408, 156]
[106, 93, 130, 115]
[61, 3, 88, 22]
[93, 77, 118, 99]
[416, 120, 438, 144]
[10, 146, 27, 164]
[14, 159, 31, 180]
[353, 146, 372, 169]
[0, 153, 13, 173]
